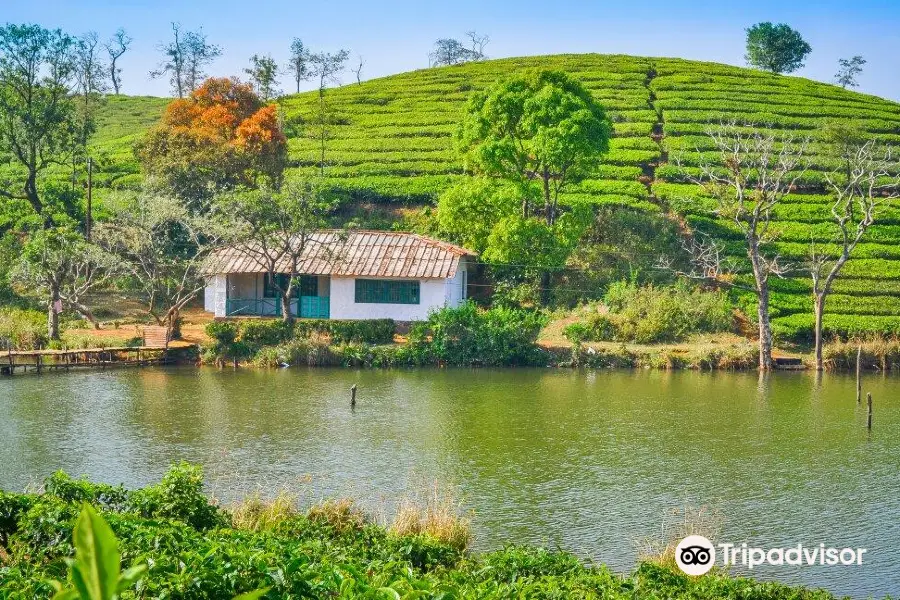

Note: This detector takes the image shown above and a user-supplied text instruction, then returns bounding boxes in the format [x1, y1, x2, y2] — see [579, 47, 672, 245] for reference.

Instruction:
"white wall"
[329, 276, 446, 321]
[205, 263, 467, 321]
[444, 258, 468, 307]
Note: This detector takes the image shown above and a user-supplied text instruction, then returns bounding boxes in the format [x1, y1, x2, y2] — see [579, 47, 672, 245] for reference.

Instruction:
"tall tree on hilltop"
[309, 49, 349, 96]
[151, 23, 221, 97]
[104, 28, 131, 94]
[0, 24, 78, 224]
[244, 54, 280, 100]
[745, 22, 811, 74]
[288, 38, 311, 93]
[834, 56, 865, 89]
[136, 77, 287, 207]
[72, 31, 107, 174]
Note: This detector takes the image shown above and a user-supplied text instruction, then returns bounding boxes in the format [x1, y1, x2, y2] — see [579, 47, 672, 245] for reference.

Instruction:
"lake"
[1, 367, 898, 598]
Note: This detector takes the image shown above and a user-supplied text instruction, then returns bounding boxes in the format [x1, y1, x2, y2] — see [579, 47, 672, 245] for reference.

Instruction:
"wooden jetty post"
[856, 345, 862, 404]
[350, 384, 357, 408]
[867, 393, 873, 430]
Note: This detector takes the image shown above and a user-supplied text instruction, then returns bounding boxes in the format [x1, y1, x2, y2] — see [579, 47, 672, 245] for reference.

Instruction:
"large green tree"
[457, 70, 611, 227]
[745, 22, 811, 74]
[0, 24, 78, 223]
[456, 70, 610, 303]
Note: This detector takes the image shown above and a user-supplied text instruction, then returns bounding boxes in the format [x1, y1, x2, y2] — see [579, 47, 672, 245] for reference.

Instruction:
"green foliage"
[297, 318, 396, 344]
[0, 307, 48, 350]
[744, 22, 812, 74]
[0, 469, 843, 599]
[566, 283, 734, 344]
[409, 302, 547, 366]
[127, 462, 225, 530]
[482, 216, 574, 280]
[436, 178, 519, 253]
[50, 504, 146, 600]
[457, 69, 612, 222]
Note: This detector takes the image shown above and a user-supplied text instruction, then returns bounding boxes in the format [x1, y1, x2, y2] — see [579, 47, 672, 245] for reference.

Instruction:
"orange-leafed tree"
[137, 77, 288, 207]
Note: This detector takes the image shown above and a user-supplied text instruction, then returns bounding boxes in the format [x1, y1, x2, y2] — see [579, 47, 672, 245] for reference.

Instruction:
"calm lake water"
[1, 367, 898, 598]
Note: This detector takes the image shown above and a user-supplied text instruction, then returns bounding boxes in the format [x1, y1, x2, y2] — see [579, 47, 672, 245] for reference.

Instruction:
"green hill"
[88, 54, 900, 338]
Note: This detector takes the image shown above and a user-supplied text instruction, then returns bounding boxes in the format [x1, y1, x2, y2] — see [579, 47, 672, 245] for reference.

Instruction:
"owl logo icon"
[675, 535, 716, 575]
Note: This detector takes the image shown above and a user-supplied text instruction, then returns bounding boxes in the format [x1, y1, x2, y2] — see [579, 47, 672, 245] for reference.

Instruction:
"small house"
[202, 230, 475, 321]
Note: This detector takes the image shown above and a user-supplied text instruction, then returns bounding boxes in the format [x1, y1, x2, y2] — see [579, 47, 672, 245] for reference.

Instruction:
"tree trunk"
[281, 292, 294, 324]
[748, 240, 773, 370]
[25, 170, 44, 220]
[539, 271, 552, 306]
[813, 293, 826, 371]
[70, 300, 101, 329]
[48, 286, 61, 341]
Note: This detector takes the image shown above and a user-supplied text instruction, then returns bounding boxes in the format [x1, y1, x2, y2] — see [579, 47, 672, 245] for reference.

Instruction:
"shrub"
[411, 302, 546, 366]
[307, 498, 368, 534]
[0, 307, 47, 350]
[605, 282, 733, 344]
[128, 462, 224, 530]
[230, 490, 298, 532]
[294, 318, 396, 344]
[240, 319, 293, 348]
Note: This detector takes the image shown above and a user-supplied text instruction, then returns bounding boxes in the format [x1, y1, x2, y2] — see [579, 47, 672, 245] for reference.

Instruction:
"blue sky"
[6, 0, 899, 100]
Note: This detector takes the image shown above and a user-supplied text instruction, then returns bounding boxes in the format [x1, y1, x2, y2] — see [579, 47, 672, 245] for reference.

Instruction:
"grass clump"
[230, 490, 298, 532]
[388, 481, 472, 552]
[307, 498, 368, 533]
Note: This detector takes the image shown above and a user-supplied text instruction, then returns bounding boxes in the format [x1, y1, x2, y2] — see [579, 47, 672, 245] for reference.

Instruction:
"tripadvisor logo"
[675, 535, 716, 575]
[674, 535, 868, 576]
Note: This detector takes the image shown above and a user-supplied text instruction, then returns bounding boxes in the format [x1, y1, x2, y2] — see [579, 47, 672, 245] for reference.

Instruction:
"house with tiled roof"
[202, 230, 475, 321]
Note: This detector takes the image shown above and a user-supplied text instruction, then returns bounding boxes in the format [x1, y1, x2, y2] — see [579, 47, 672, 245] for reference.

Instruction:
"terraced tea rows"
[79, 54, 900, 337]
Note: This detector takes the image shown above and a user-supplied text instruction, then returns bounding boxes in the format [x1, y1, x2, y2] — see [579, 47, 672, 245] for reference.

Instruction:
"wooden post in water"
[856, 345, 862, 404]
[350, 384, 357, 408]
[867, 393, 873, 430]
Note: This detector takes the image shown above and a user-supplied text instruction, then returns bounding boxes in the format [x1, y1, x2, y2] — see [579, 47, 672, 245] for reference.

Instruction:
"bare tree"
[104, 28, 131, 94]
[466, 30, 489, 59]
[214, 182, 336, 324]
[151, 23, 221, 97]
[671, 124, 808, 370]
[809, 138, 899, 370]
[183, 28, 221, 93]
[73, 32, 107, 153]
[288, 37, 311, 93]
[353, 54, 364, 85]
[309, 49, 349, 96]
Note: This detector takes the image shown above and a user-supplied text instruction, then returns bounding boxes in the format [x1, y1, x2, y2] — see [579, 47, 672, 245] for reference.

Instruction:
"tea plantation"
[85, 54, 900, 339]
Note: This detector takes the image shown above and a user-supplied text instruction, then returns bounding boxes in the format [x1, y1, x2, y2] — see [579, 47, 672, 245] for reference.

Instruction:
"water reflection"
[1, 367, 898, 598]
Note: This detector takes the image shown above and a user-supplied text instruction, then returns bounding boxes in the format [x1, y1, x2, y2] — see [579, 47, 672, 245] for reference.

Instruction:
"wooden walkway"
[1, 326, 196, 376]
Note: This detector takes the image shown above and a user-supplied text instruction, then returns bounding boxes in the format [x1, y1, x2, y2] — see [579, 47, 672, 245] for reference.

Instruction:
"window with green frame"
[354, 279, 420, 304]
[263, 274, 318, 297]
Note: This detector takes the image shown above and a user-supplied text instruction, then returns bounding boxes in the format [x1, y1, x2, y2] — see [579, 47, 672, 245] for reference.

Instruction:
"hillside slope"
[91, 54, 900, 337]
